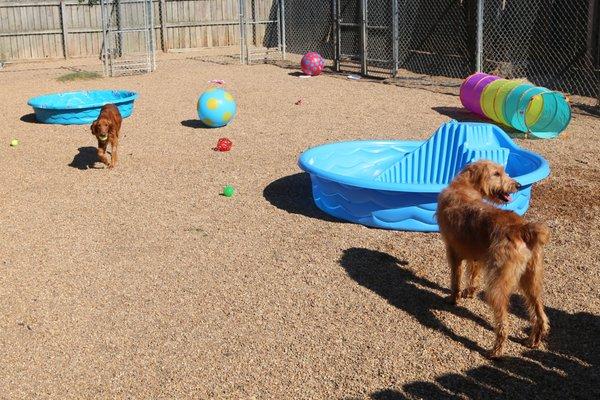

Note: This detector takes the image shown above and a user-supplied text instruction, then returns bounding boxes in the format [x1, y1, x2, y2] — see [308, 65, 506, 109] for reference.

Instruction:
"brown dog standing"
[91, 104, 122, 168]
[437, 160, 550, 358]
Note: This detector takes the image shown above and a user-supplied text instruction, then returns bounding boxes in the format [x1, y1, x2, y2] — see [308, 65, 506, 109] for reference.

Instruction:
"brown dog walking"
[437, 160, 550, 358]
[90, 104, 122, 168]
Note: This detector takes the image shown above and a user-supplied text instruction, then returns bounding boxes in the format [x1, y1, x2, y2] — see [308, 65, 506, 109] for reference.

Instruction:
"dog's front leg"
[109, 137, 118, 168]
[97, 143, 110, 166]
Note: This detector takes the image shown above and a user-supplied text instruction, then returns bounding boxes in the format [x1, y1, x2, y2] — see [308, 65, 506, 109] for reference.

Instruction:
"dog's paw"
[487, 349, 505, 359]
[461, 287, 477, 299]
[526, 324, 549, 349]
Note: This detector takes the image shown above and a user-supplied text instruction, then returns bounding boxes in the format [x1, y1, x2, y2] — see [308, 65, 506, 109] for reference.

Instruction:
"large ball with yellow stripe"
[197, 88, 237, 128]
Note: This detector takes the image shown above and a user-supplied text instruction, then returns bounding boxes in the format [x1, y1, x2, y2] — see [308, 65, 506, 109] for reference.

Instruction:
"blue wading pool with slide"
[298, 120, 550, 232]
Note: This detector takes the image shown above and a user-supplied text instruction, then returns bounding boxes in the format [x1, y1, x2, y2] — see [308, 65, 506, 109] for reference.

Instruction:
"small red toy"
[214, 137, 233, 152]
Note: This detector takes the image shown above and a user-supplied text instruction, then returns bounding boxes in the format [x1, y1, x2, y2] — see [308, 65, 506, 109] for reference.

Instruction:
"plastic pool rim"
[298, 139, 549, 193]
[27, 89, 139, 125]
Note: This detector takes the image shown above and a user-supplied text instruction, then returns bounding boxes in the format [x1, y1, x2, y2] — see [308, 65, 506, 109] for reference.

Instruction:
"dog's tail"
[521, 222, 550, 249]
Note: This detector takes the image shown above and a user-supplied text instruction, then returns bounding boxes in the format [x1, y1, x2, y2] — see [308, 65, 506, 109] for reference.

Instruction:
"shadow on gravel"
[263, 172, 343, 223]
[340, 247, 491, 358]
[340, 248, 600, 399]
[69, 146, 98, 170]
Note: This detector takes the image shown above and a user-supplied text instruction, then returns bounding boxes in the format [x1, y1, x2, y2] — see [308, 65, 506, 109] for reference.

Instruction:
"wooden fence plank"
[0, 0, 279, 61]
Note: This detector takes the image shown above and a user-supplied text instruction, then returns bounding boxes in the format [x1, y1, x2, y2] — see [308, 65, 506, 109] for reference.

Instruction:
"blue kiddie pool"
[298, 120, 550, 232]
[27, 90, 138, 124]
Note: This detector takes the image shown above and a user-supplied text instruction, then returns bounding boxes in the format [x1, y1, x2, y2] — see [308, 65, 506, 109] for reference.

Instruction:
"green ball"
[10, 139, 19, 147]
[223, 185, 235, 197]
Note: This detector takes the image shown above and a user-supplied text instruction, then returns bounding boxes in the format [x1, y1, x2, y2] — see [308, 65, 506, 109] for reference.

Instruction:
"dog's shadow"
[69, 146, 99, 170]
[340, 247, 496, 356]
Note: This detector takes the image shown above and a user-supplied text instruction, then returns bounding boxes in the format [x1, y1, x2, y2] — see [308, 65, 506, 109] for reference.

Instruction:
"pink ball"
[301, 52, 325, 76]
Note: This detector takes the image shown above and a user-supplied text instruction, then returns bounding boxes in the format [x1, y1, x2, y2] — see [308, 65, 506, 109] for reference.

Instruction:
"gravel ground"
[0, 54, 599, 399]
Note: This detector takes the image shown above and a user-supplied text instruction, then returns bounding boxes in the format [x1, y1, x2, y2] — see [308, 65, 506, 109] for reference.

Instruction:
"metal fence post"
[392, 0, 398, 77]
[476, 0, 484, 72]
[360, 0, 367, 75]
[59, 0, 68, 59]
[159, 0, 167, 52]
[116, 0, 123, 57]
[280, 0, 286, 60]
[239, 0, 246, 64]
[276, 0, 282, 55]
[100, 0, 108, 76]
[148, 0, 156, 70]
[332, 0, 340, 72]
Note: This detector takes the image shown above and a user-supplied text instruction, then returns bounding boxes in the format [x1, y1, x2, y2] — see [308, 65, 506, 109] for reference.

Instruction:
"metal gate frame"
[333, 0, 398, 76]
[100, 0, 156, 77]
[239, 0, 286, 64]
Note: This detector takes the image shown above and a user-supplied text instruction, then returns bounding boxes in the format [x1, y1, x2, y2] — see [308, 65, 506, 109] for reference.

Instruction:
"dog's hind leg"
[461, 261, 481, 299]
[486, 261, 518, 358]
[519, 249, 549, 349]
[446, 247, 463, 305]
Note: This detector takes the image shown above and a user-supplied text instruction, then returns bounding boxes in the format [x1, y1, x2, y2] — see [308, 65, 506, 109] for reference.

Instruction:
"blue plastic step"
[375, 120, 510, 185]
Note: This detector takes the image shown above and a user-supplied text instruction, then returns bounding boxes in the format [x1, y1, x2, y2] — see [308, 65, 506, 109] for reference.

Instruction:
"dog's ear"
[91, 120, 98, 135]
[462, 162, 491, 195]
[462, 162, 482, 181]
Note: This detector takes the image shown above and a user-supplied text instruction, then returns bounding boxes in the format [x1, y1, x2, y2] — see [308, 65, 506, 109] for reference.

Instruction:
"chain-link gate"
[101, 0, 156, 77]
[239, 0, 286, 64]
[332, 0, 473, 79]
[333, 0, 395, 76]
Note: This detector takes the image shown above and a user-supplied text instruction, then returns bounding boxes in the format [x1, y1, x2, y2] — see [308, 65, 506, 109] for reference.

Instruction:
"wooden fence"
[0, 0, 277, 61]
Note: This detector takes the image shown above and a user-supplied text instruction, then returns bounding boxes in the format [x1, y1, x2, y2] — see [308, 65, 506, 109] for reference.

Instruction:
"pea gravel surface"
[0, 54, 599, 399]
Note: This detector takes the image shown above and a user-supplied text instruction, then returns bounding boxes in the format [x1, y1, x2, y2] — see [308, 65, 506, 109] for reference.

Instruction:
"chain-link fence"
[481, 0, 598, 99]
[279, 0, 600, 102]
[397, 0, 474, 79]
[278, 0, 334, 68]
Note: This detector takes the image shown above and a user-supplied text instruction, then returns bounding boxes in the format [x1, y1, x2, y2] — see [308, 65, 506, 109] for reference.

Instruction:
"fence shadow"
[349, 247, 600, 399]
[263, 172, 342, 223]
[369, 311, 599, 399]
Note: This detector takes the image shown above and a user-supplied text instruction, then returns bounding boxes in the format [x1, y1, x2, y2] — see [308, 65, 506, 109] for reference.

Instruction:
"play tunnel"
[460, 72, 571, 139]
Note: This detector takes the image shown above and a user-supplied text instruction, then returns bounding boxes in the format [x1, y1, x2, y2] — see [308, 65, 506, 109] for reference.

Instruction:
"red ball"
[301, 52, 325, 76]
[214, 137, 232, 152]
